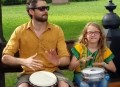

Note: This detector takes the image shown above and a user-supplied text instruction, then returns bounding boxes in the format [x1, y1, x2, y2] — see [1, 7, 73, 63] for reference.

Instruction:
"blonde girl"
[69, 22, 116, 87]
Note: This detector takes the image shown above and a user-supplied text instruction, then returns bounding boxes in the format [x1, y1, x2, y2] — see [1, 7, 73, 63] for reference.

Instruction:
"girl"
[69, 22, 116, 87]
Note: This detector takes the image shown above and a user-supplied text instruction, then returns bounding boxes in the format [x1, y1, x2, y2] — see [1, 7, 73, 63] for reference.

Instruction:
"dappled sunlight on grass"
[49, 15, 102, 21]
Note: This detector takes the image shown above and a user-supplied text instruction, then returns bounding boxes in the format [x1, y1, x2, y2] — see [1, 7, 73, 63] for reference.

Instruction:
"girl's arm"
[69, 56, 80, 71]
[104, 61, 116, 72]
[69, 56, 87, 71]
[93, 61, 116, 72]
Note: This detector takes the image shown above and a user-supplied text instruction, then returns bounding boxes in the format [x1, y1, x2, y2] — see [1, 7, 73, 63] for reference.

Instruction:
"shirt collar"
[26, 20, 52, 30]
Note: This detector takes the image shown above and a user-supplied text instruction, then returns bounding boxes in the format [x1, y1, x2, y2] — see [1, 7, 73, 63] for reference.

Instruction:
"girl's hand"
[92, 62, 104, 67]
[80, 56, 93, 63]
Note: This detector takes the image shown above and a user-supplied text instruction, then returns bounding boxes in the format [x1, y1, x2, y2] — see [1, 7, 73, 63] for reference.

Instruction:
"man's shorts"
[14, 70, 74, 87]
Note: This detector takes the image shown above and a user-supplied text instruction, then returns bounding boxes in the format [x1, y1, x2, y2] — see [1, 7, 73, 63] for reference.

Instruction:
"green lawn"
[2, 0, 120, 87]
[3, 0, 120, 41]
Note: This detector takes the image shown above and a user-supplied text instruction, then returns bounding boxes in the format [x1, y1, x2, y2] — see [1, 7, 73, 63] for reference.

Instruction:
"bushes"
[69, 0, 98, 1]
[2, 0, 26, 5]
[2, 0, 52, 5]
[46, 0, 52, 3]
[2, 0, 97, 5]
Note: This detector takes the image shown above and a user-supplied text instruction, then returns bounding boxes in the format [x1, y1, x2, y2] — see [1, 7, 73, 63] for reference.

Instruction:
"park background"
[1, 0, 120, 87]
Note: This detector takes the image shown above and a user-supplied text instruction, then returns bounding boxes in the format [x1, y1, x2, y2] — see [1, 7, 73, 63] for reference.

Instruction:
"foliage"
[2, 0, 50, 5]
[2, 0, 24, 5]
[2, 0, 52, 5]
[69, 0, 98, 2]
[46, 0, 52, 3]
[1, 0, 98, 5]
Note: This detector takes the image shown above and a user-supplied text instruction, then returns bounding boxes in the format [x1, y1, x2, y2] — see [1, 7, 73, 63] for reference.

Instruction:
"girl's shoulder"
[104, 46, 111, 52]
[103, 46, 113, 57]
[74, 43, 86, 48]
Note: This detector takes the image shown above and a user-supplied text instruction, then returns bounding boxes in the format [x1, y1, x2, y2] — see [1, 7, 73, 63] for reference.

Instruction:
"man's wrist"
[58, 60, 61, 66]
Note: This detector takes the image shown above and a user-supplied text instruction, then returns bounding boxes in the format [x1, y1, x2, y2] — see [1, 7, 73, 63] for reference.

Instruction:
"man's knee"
[18, 83, 29, 87]
[58, 80, 69, 87]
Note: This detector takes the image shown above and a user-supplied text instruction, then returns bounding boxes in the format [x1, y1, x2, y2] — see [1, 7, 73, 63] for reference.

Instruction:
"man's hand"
[45, 49, 60, 66]
[23, 53, 43, 71]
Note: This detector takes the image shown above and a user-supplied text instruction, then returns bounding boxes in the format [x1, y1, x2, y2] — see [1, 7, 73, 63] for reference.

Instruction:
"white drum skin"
[29, 71, 57, 87]
[81, 67, 105, 82]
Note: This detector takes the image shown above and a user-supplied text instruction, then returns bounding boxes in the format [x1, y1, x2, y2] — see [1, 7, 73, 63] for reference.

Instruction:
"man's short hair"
[26, 0, 46, 9]
[26, 0, 46, 18]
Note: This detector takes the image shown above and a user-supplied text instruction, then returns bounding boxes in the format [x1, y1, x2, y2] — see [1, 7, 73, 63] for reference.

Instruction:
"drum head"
[29, 71, 57, 87]
[81, 67, 105, 75]
[81, 67, 105, 82]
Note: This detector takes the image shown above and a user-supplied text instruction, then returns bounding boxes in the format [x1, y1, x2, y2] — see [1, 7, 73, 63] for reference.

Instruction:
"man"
[2, 0, 73, 87]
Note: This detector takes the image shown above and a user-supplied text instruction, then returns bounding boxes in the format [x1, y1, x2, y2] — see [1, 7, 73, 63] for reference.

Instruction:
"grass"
[2, 0, 120, 87]
[3, 0, 120, 40]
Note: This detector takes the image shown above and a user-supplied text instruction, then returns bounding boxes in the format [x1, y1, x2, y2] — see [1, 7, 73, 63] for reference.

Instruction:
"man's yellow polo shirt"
[3, 21, 70, 74]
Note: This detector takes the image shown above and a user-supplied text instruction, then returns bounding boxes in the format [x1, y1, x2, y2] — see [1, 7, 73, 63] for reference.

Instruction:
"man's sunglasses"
[33, 6, 50, 11]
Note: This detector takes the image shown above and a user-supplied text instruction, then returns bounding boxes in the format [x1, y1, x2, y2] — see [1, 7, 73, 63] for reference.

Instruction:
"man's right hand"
[23, 53, 43, 71]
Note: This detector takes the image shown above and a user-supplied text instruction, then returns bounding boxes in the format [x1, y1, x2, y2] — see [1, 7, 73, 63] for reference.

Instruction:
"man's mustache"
[42, 14, 48, 16]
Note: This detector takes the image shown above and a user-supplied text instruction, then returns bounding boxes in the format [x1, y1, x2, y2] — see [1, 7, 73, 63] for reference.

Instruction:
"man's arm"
[58, 56, 70, 66]
[2, 54, 43, 71]
[2, 55, 24, 66]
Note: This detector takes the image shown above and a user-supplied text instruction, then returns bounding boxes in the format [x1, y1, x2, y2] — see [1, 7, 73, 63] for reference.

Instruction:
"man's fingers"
[52, 49, 57, 56]
[31, 53, 37, 58]
[33, 59, 43, 64]
[31, 62, 43, 68]
[28, 62, 43, 71]
[45, 49, 56, 56]
[29, 66, 35, 71]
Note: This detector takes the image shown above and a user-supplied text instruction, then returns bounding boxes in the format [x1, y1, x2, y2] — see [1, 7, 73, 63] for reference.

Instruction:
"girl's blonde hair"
[78, 22, 106, 62]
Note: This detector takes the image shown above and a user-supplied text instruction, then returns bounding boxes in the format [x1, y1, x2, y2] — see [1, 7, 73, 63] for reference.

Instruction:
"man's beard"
[35, 14, 48, 22]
